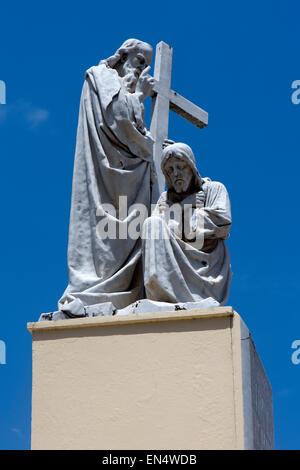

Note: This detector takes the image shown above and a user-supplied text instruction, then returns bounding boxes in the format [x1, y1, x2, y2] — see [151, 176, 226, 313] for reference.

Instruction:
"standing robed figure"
[58, 39, 155, 317]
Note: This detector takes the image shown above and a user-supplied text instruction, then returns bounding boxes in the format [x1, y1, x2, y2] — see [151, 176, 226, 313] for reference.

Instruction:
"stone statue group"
[40, 39, 232, 321]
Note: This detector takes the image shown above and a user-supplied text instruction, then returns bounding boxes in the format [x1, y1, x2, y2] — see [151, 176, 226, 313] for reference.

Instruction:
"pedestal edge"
[27, 306, 234, 333]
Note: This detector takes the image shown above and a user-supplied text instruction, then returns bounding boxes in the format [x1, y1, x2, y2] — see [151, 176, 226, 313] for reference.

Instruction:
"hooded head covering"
[161, 142, 202, 193]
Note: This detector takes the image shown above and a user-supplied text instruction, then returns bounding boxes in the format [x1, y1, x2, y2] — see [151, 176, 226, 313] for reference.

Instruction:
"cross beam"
[150, 42, 208, 195]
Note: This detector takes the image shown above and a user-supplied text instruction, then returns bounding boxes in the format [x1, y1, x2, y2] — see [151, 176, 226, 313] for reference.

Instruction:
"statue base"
[27, 307, 274, 450]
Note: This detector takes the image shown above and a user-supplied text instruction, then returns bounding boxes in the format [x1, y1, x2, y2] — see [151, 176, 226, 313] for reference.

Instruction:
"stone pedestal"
[27, 307, 274, 450]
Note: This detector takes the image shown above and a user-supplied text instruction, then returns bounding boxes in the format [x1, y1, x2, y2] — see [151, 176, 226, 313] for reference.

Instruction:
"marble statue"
[57, 39, 155, 318]
[142, 142, 232, 306]
[39, 41, 232, 321]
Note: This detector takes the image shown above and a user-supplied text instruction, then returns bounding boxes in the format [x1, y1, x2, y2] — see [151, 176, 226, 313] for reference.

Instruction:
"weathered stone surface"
[116, 298, 219, 316]
[39, 298, 219, 321]
[240, 319, 275, 449]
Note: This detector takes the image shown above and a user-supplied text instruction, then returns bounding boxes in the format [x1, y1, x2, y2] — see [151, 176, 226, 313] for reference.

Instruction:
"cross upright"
[150, 41, 208, 196]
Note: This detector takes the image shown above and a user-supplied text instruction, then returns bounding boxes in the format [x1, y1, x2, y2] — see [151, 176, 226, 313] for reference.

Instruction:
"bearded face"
[164, 156, 194, 194]
[117, 44, 153, 93]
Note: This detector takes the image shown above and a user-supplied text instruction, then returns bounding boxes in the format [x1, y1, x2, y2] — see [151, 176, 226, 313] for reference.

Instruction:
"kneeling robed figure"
[142, 142, 232, 307]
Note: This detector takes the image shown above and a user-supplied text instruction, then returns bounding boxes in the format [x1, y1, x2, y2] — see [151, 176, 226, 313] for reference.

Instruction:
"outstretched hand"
[135, 66, 155, 102]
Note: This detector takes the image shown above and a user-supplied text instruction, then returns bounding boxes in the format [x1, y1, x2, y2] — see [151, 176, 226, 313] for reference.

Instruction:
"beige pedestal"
[27, 307, 274, 450]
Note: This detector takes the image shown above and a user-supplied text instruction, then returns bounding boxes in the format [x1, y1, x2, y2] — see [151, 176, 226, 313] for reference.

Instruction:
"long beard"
[167, 178, 200, 204]
[123, 72, 137, 93]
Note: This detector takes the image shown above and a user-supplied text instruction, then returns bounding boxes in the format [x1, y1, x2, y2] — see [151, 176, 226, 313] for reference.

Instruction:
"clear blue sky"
[0, 0, 299, 450]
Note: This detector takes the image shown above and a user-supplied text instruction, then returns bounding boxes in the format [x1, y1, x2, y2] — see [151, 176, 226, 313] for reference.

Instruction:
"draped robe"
[58, 64, 154, 316]
[143, 179, 232, 305]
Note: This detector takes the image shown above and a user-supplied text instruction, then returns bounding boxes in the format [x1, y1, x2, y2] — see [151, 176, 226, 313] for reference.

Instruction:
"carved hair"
[100, 38, 152, 69]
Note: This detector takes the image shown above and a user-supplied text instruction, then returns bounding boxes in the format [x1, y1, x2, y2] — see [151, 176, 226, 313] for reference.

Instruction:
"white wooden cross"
[150, 41, 208, 196]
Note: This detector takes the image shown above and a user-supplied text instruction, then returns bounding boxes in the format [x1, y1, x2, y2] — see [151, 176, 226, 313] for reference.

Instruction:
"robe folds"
[143, 179, 232, 305]
[59, 64, 154, 316]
